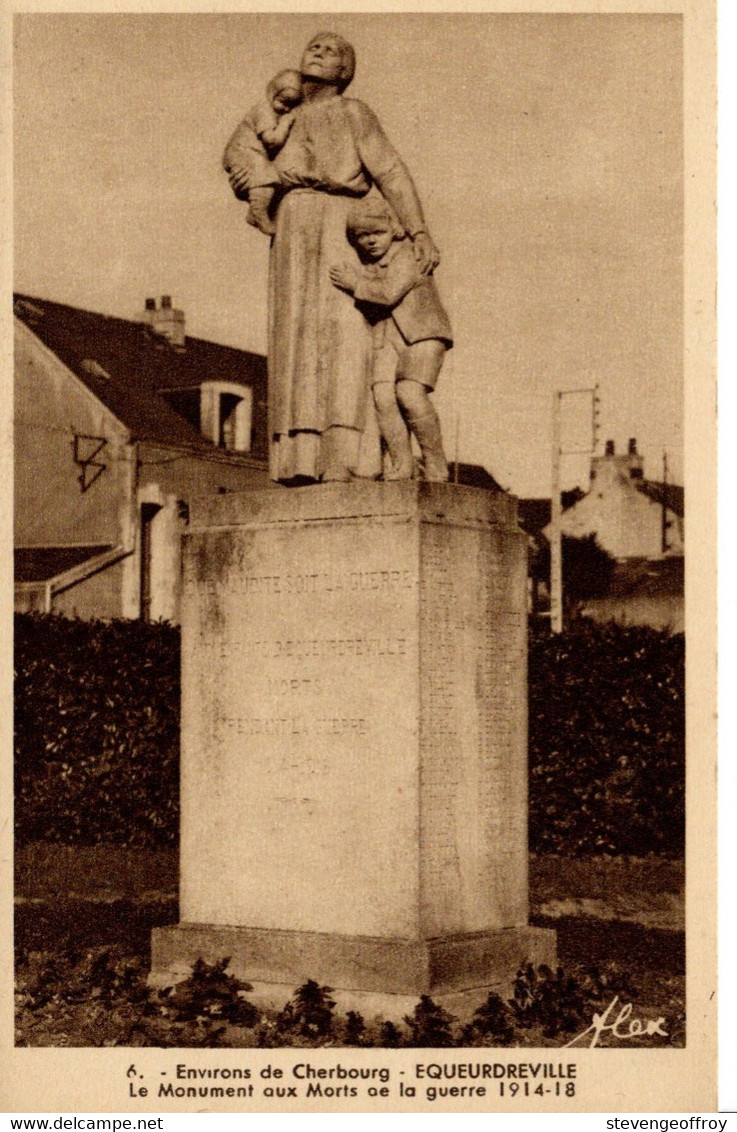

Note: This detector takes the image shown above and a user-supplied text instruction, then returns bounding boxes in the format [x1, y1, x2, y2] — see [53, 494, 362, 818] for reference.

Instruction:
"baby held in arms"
[223, 69, 303, 235]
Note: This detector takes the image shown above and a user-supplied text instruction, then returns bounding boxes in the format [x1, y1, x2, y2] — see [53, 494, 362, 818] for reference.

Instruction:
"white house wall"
[544, 459, 684, 560]
[559, 489, 681, 559]
[52, 559, 128, 620]
[133, 442, 269, 623]
[15, 320, 133, 551]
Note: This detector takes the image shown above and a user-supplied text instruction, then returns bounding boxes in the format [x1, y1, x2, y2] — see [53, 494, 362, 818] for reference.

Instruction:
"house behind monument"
[14, 294, 270, 622]
[521, 438, 684, 632]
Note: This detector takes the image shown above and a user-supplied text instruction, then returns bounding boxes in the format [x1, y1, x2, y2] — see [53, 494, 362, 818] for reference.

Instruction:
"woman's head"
[301, 32, 356, 92]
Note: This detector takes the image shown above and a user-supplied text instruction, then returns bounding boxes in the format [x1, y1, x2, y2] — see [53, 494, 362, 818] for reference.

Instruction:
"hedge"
[14, 615, 180, 846]
[14, 614, 684, 855]
[528, 620, 684, 855]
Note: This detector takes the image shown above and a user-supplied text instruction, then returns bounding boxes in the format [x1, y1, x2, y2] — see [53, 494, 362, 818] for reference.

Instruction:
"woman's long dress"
[269, 94, 428, 482]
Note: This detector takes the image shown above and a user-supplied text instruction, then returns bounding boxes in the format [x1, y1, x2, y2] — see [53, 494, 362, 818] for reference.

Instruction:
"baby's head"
[346, 200, 404, 261]
[267, 69, 303, 113]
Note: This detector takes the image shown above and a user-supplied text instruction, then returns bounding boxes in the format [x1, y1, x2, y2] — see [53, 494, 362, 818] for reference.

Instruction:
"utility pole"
[550, 393, 563, 633]
[454, 415, 460, 484]
[662, 450, 669, 554]
[549, 385, 599, 633]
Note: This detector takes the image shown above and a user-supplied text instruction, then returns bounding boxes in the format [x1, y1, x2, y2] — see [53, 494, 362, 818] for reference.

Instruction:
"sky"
[13, 11, 683, 497]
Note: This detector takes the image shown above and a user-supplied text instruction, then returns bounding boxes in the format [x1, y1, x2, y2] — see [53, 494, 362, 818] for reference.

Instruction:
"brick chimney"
[591, 437, 644, 485]
[140, 295, 186, 348]
[627, 437, 644, 479]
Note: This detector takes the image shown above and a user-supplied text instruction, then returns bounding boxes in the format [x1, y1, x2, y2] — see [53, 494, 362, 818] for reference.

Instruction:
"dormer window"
[200, 382, 253, 452]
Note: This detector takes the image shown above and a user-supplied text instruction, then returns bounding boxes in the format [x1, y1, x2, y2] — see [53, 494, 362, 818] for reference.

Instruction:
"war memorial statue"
[152, 30, 555, 1020]
[223, 31, 450, 485]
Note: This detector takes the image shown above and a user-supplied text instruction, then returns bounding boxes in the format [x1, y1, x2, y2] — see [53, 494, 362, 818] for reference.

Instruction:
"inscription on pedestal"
[153, 484, 555, 1001]
[181, 519, 421, 939]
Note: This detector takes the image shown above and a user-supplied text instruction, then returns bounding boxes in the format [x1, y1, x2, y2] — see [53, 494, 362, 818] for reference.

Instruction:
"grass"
[14, 848, 684, 1050]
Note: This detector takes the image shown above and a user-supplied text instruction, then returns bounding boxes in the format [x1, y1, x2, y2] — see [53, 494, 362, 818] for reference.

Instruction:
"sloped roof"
[637, 479, 684, 517]
[452, 462, 505, 492]
[521, 478, 684, 539]
[14, 293, 267, 453]
[15, 544, 113, 583]
[518, 488, 586, 536]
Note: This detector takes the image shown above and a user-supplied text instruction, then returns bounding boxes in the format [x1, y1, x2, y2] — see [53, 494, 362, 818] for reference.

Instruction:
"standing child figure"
[329, 200, 453, 481]
[223, 69, 303, 236]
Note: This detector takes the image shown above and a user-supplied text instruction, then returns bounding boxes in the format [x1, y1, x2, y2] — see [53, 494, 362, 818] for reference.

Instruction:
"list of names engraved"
[418, 521, 528, 935]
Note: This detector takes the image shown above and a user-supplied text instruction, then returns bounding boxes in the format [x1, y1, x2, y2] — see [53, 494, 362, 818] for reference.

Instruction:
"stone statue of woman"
[225, 31, 440, 484]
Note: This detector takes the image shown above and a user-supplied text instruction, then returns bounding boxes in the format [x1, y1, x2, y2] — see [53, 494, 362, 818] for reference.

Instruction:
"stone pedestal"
[151, 482, 555, 1010]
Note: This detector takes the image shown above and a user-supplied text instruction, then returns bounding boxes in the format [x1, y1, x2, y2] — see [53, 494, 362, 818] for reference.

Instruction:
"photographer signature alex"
[564, 996, 668, 1048]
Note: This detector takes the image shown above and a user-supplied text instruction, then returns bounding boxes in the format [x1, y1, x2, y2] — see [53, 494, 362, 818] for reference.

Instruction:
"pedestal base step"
[148, 976, 536, 1029]
[151, 921, 556, 1000]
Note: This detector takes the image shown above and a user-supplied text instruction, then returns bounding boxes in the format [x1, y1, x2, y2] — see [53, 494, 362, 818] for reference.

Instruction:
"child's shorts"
[370, 318, 445, 390]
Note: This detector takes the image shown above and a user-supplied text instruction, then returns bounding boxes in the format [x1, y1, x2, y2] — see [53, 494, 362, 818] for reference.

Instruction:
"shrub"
[157, 957, 258, 1027]
[16, 951, 679, 1049]
[378, 1020, 403, 1047]
[509, 963, 590, 1038]
[403, 995, 455, 1047]
[460, 991, 515, 1045]
[14, 613, 684, 856]
[528, 619, 684, 855]
[14, 614, 179, 846]
[274, 980, 336, 1039]
[344, 1010, 367, 1045]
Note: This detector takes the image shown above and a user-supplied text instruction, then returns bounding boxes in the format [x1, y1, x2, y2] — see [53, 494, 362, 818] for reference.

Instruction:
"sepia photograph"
[4, 5, 717, 1115]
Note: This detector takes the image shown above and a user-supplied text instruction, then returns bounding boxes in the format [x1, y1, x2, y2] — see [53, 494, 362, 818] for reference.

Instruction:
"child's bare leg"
[248, 187, 276, 235]
[373, 381, 414, 480]
[396, 341, 449, 482]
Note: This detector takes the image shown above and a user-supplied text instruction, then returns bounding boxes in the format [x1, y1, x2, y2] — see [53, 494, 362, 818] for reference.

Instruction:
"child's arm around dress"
[329, 241, 421, 309]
